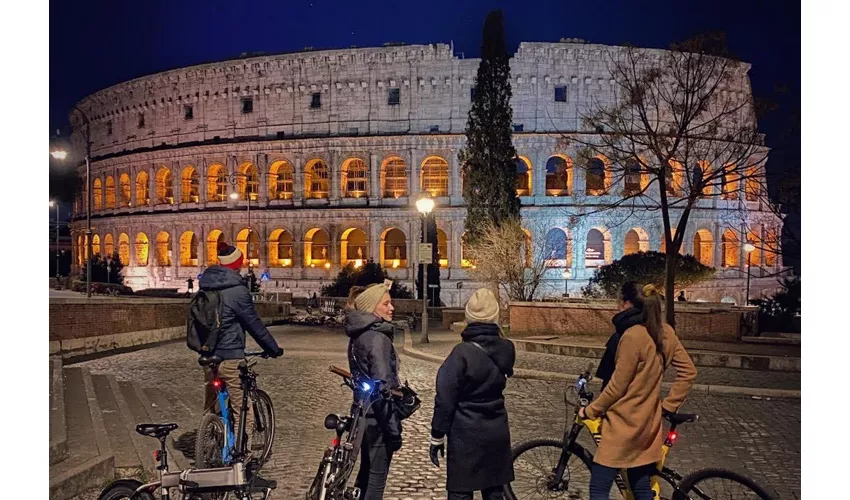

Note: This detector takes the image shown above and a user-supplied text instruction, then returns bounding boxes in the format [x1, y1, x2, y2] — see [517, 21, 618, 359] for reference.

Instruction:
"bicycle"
[98, 421, 277, 500]
[305, 365, 402, 500]
[507, 367, 776, 500]
[195, 351, 277, 473]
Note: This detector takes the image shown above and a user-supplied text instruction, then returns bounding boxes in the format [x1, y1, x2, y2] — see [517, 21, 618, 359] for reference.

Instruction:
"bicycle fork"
[550, 422, 584, 490]
[213, 378, 236, 464]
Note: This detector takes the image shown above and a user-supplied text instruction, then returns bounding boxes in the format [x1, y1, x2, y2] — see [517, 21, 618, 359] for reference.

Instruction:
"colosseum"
[69, 41, 783, 306]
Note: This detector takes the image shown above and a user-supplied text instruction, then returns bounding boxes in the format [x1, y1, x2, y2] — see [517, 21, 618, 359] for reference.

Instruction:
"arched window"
[238, 162, 259, 201]
[421, 156, 449, 197]
[118, 233, 130, 265]
[92, 234, 101, 256]
[461, 232, 473, 268]
[136, 171, 150, 206]
[304, 228, 330, 266]
[721, 164, 739, 200]
[545, 156, 572, 196]
[207, 164, 227, 202]
[381, 228, 407, 268]
[721, 229, 739, 267]
[763, 228, 779, 267]
[135, 232, 149, 266]
[77, 235, 85, 266]
[105, 176, 116, 208]
[693, 229, 715, 267]
[103, 233, 114, 258]
[544, 228, 572, 267]
[746, 230, 762, 268]
[745, 167, 760, 202]
[585, 228, 610, 267]
[666, 160, 684, 196]
[155, 167, 174, 204]
[660, 230, 680, 255]
[206, 230, 224, 265]
[119, 173, 131, 207]
[382, 157, 408, 198]
[236, 229, 260, 266]
[268, 229, 294, 267]
[624, 230, 640, 255]
[341, 228, 368, 266]
[181, 166, 200, 203]
[305, 160, 330, 199]
[515, 157, 532, 196]
[436, 229, 449, 268]
[179, 231, 198, 266]
[268, 160, 294, 200]
[342, 159, 368, 198]
[155, 231, 171, 266]
[586, 157, 607, 195]
[624, 160, 642, 196]
[92, 178, 103, 210]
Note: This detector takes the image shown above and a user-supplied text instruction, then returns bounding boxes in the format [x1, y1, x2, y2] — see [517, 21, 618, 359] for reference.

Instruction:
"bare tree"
[465, 218, 558, 303]
[565, 34, 773, 324]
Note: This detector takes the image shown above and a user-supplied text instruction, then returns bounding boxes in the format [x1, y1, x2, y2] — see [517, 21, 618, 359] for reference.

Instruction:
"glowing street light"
[743, 242, 756, 304]
[50, 150, 68, 160]
[416, 196, 436, 343]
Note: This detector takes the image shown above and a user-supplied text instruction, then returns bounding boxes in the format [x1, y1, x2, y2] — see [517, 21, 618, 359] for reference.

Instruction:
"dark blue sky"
[50, 0, 799, 158]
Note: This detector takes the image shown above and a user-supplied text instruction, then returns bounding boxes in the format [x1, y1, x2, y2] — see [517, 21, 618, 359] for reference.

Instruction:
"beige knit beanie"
[354, 283, 389, 314]
[465, 288, 500, 325]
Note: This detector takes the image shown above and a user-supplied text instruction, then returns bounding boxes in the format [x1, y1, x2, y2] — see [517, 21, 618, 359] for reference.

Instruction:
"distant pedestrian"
[186, 277, 195, 294]
[677, 291, 687, 302]
[310, 292, 319, 308]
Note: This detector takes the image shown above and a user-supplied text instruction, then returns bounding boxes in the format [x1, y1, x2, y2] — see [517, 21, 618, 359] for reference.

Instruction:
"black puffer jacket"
[345, 310, 402, 440]
[198, 265, 281, 359]
[431, 322, 516, 491]
[596, 307, 644, 389]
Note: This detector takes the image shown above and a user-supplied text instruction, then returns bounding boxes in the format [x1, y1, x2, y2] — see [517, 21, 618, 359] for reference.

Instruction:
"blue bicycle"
[195, 351, 276, 472]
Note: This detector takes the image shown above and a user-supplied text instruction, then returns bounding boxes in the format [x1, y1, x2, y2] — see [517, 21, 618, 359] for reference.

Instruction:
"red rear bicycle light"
[667, 431, 678, 443]
[212, 378, 223, 390]
[153, 450, 161, 461]
[332, 438, 340, 447]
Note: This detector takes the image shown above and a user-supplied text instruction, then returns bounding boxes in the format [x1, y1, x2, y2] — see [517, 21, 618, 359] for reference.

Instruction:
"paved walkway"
[71, 326, 800, 499]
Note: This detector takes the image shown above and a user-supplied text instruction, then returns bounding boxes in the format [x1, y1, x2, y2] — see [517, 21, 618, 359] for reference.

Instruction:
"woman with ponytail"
[578, 284, 698, 500]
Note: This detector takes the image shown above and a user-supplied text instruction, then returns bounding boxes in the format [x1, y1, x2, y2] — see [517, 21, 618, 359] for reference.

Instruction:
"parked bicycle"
[506, 367, 776, 500]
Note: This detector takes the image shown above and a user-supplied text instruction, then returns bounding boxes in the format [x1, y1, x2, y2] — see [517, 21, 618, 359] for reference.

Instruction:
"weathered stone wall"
[509, 301, 756, 342]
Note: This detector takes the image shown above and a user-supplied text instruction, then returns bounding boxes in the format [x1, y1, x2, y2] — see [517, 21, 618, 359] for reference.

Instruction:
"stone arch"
[236, 228, 260, 267]
[381, 228, 407, 268]
[268, 228, 294, 267]
[206, 229, 225, 265]
[693, 229, 714, 266]
[155, 166, 174, 204]
[105, 176, 116, 208]
[515, 156, 532, 196]
[585, 227, 612, 267]
[181, 165, 200, 203]
[341, 158, 369, 198]
[695, 160, 712, 196]
[118, 233, 130, 265]
[92, 178, 103, 210]
[92, 234, 101, 256]
[304, 228, 331, 267]
[436, 228, 449, 268]
[746, 229, 762, 268]
[545, 155, 572, 196]
[103, 233, 114, 257]
[237, 162, 259, 201]
[460, 231, 473, 268]
[155, 231, 171, 266]
[666, 160, 685, 196]
[207, 163, 228, 202]
[134, 232, 149, 266]
[745, 166, 761, 202]
[586, 155, 611, 195]
[721, 164, 739, 200]
[660, 229, 682, 255]
[544, 227, 573, 267]
[624, 227, 650, 255]
[721, 229, 740, 268]
[305, 159, 330, 199]
[381, 156, 408, 199]
[118, 173, 131, 207]
[624, 158, 651, 196]
[268, 159, 294, 200]
[136, 170, 150, 206]
[179, 231, 198, 266]
[421, 156, 449, 197]
[341, 227, 368, 266]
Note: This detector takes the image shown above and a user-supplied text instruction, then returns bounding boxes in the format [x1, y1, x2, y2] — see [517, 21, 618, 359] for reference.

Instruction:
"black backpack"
[187, 289, 223, 353]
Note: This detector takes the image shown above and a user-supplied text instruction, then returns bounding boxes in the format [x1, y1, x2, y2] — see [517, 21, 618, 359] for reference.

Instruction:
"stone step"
[116, 381, 161, 474]
[135, 383, 191, 471]
[91, 374, 146, 476]
[49, 366, 115, 500]
[49, 357, 68, 466]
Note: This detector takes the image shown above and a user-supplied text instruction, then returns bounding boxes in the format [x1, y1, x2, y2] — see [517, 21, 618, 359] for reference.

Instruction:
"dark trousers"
[447, 486, 505, 500]
[589, 463, 655, 500]
[355, 426, 394, 500]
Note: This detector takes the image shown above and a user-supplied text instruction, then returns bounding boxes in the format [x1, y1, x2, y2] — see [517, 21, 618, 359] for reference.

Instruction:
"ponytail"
[642, 284, 665, 356]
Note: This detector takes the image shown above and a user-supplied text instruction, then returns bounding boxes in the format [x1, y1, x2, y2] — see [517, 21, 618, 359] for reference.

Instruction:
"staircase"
[48, 358, 192, 500]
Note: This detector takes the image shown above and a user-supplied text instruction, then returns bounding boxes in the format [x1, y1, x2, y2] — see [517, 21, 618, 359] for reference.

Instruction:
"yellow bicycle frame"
[577, 413, 670, 500]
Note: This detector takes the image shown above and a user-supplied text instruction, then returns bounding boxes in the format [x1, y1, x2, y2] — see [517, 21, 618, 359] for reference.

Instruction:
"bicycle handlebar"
[244, 350, 279, 358]
[328, 365, 403, 398]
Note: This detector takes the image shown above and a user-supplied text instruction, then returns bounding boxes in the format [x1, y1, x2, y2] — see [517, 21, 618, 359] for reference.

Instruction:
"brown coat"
[585, 323, 697, 469]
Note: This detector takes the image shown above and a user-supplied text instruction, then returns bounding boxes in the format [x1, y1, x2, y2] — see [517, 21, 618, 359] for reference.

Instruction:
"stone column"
[409, 148, 420, 199]
[228, 155, 238, 198]
[129, 168, 138, 208]
[713, 223, 724, 270]
[257, 153, 269, 207]
[329, 225, 340, 267]
[329, 152, 340, 204]
[612, 229, 625, 260]
[448, 148, 459, 199]
[199, 159, 208, 207]
[148, 164, 156, 207]
[294, 156, 304, 205]
[171, 229, 180, 276]
[574, 224, 587, 276]
[572, 152, 586, 197]
[258, 222, 269, 269]
[369, 221, 381, 266]
[173, 161, 182, 207]
[370, 153, 380, 201]
[197, 225, 206, 270]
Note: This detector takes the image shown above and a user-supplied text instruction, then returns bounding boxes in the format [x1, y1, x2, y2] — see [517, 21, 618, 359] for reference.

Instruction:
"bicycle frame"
[207, 354, 263, 466]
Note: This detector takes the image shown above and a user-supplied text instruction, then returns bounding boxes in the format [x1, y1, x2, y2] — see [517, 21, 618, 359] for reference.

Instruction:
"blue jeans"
[589, 463, 655, 500]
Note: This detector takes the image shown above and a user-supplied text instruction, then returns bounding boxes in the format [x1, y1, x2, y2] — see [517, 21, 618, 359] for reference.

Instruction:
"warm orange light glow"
[392, 259, 400, 269]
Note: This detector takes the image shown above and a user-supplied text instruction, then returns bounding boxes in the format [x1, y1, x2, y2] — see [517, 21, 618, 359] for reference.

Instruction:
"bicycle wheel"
[98, 481, 156, 500]
[676, 468, 776, 500]
[506, 438, 595, 500]
[251, 389, 275, 465]
[195, 411, 226, 468]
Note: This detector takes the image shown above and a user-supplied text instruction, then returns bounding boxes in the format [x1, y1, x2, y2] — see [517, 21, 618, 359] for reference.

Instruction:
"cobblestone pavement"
[76, 326, 800, 499]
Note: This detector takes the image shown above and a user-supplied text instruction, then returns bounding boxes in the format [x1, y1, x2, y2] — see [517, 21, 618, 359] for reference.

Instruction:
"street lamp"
[562, 268, 572, 298]
[50, 200, 60, 279]
[743, 242, 756, 305]
[416, 196, 435, 343]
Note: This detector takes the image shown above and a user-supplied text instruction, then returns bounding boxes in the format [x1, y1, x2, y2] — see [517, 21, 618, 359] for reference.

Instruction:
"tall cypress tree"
[460, 10, 520, 243]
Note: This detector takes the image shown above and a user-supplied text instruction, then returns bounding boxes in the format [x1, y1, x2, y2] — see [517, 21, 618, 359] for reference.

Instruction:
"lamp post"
[743, 242, 755, 305]
[416, 196, 435, 343]
[51, 108, 92, 297]
[50, 200, 60, 279]
[562, 268, 572, 297]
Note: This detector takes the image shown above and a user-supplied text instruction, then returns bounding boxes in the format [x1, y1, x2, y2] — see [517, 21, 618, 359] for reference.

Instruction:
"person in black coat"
[429, 288, 516, 500]
[344, 283, 402, 500]
[595, 281, 644, 390]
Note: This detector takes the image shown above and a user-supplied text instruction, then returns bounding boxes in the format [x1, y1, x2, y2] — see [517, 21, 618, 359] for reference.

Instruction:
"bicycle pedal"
[345, 486, 361, 500]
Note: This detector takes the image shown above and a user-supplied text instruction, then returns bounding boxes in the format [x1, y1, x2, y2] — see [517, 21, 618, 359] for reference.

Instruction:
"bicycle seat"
[135, 423, 178, 438]
[664, 412, 699, 425]
[198, 355, 223, 367]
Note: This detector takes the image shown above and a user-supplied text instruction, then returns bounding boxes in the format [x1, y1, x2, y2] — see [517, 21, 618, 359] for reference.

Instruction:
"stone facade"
[69, 41, 782, 306]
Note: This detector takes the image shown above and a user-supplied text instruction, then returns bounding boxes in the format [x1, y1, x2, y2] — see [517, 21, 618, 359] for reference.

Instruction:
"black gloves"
[386, 434, 403, 453]
[429, 435, 446, 467]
